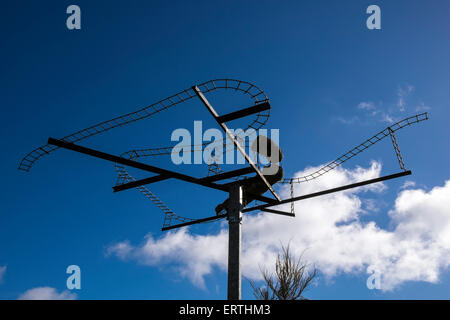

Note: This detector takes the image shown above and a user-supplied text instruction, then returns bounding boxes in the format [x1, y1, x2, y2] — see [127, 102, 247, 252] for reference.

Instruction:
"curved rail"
[19, 78, 429, 228]
[18, 79, 270, 172]
[19, 79, 271, 227]
[281, 112, 429, 184]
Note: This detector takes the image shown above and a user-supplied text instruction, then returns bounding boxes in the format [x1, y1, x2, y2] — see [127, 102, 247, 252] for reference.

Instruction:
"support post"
[227, 184, 242, 300]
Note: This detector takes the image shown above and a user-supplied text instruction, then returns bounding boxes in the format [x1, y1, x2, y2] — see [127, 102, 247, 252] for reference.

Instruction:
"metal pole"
[227, 184, 242, 300]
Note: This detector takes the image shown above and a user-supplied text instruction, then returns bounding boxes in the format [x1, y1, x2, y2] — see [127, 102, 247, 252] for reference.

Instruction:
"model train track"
[18, 78, 429, 228]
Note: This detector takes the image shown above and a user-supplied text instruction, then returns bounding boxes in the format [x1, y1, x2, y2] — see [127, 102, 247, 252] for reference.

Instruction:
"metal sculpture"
[19, 79, 429, 299]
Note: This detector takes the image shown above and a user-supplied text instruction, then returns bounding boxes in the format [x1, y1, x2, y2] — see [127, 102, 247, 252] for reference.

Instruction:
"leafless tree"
[249, 244, 317, 300]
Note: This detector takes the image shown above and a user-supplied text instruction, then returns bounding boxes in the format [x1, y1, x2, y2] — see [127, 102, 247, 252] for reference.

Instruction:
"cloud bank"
[107, 162, 450, 291]
[18, 287, 77, 300]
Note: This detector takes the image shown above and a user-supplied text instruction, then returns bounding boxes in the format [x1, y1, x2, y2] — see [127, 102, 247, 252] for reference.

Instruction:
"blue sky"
[1, 0, 450, 299]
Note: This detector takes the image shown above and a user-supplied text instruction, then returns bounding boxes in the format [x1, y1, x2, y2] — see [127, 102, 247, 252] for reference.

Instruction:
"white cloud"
[355, 101, 396, 124]
[106, 230, 228, 288]
[18, 287, 77, 300]
[358, 102, 376, 110]
[0, 265, 6, 283]
[397, 85, 414, 112]
[334, 116, 359, 125]
[415, 102, 431, 112]
[380, 113, 395, 124]
[362, 198, 380, 213]
[349, 84, 430, 125]
[400, 180, 416, 189]
[107, 162, 450, 292]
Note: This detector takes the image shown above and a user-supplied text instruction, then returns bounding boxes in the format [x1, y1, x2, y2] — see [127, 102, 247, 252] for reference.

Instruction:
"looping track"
[280, 112, 429, 184]
[18, 79, 429, 228]
[18, 79, 270, 172]
[19, 79, 271, 227]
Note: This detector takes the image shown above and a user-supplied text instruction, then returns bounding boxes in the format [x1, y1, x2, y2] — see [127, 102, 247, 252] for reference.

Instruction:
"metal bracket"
[193, 85, 281, 202]
[243, 170, 412, 213]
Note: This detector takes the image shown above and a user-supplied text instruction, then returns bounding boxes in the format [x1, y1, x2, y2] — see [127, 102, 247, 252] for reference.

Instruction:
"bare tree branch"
[248, 243, 317, 300]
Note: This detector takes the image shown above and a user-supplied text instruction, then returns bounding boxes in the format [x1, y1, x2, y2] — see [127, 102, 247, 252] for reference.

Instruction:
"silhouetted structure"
[19, 79, 428, 300]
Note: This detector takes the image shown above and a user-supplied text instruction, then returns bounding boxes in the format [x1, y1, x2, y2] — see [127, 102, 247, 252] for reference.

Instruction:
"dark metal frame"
[192, 85, 282, 202]
[244, 170, 411, 213]
[47, 94, 415, 232]
[22, 79, 425, 301]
